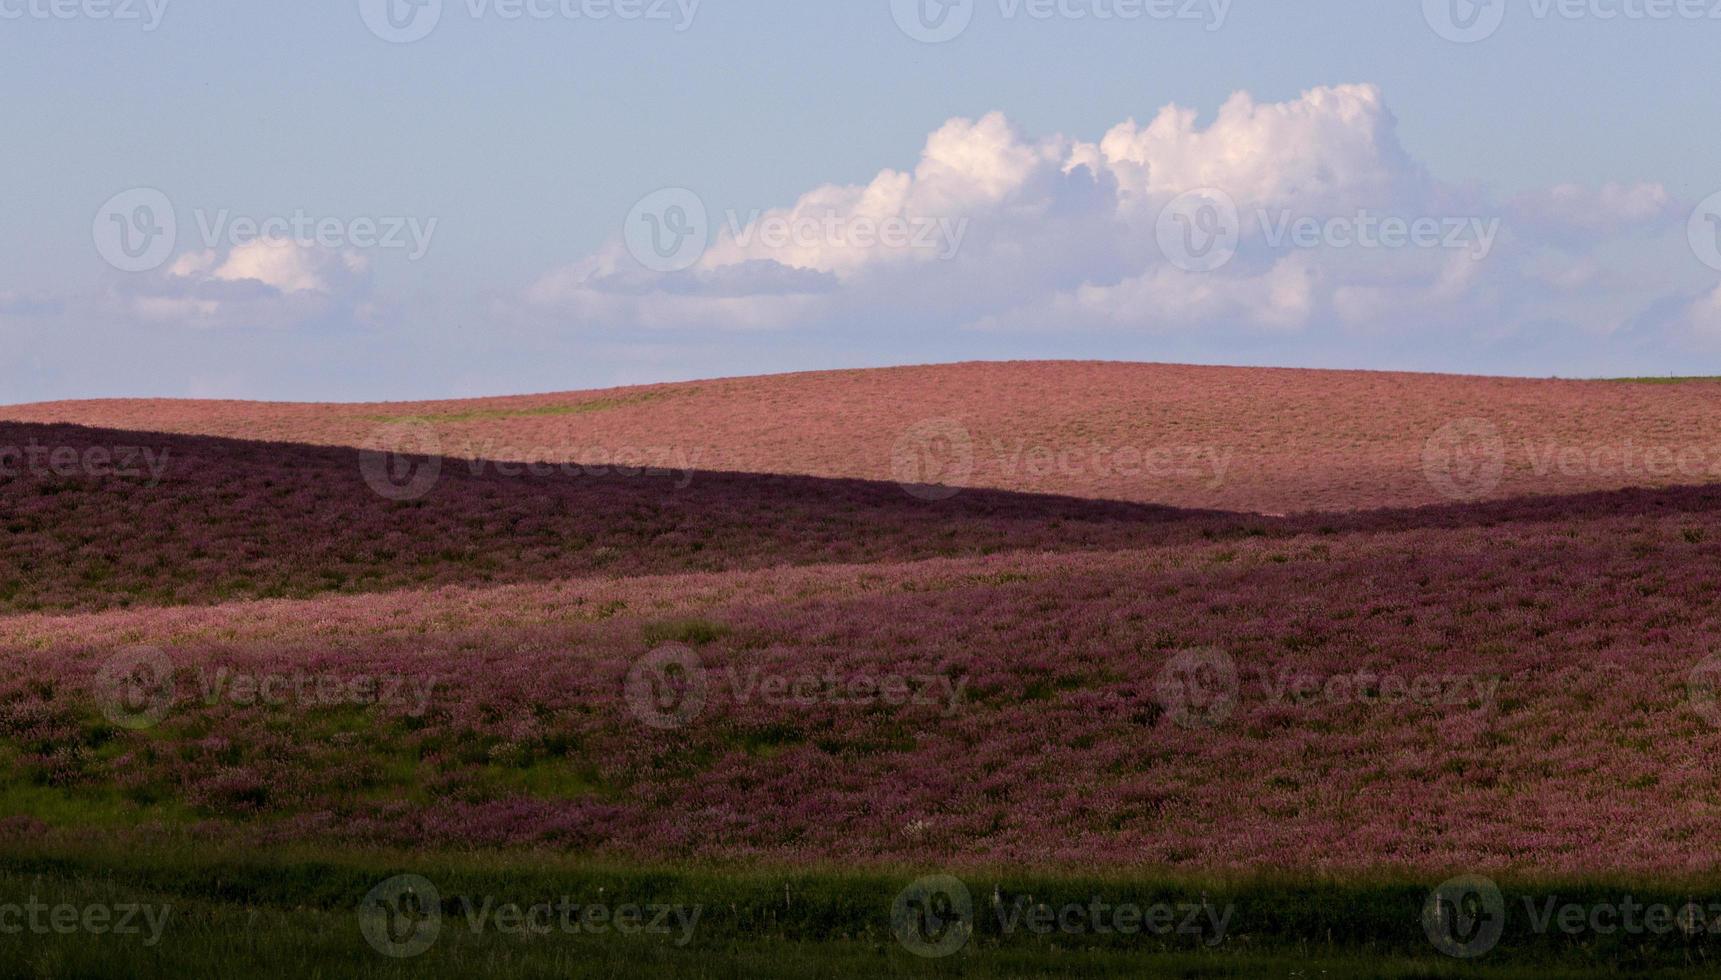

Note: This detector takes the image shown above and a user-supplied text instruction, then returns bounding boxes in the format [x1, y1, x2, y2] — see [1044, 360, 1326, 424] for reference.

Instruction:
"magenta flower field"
[22, 6, 1721, 972]
[12, 361, 1721, 513]
[6, 364, 1721, 884]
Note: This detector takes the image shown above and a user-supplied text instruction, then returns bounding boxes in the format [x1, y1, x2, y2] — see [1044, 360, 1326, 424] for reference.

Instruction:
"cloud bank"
[11, 83, 1719, 401]
[521, 84, 1701, 357]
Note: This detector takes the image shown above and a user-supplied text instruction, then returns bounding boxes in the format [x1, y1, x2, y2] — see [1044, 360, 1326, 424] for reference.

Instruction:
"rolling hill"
[6, 362, 1721, 975]
[9, 361, 1721, 512]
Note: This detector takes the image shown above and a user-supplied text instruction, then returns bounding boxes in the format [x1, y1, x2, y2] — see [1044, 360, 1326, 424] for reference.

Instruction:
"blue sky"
[5, 0, 1721, 402]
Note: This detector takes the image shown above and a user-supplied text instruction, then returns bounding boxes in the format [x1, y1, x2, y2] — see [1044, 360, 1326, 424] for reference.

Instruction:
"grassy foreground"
[0, 844, 1719, 977]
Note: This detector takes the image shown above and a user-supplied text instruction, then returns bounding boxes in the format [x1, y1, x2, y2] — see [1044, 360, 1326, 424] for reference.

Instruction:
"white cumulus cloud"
[113, 241, 374, 331]
[527, 84, 1682, 345]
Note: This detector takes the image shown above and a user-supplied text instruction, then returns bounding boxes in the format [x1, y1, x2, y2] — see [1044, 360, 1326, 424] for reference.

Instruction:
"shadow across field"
[1299, 480, 1721, 533]
[0, 423, 1221, 614]
[5, 421, 1721, 615]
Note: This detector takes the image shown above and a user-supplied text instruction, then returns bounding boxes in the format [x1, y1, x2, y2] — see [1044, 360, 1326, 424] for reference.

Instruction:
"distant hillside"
[7, 361, 1721, 511]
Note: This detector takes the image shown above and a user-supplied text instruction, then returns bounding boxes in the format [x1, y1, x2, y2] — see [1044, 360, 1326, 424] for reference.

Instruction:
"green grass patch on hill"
[363, 389, 690, 425]
[1604, 376, 1721, 385]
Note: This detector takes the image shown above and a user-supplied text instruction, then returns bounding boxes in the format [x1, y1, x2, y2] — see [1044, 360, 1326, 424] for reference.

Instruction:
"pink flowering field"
[4, 365, 1721, 884]
[10, 361, 1721, 512]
